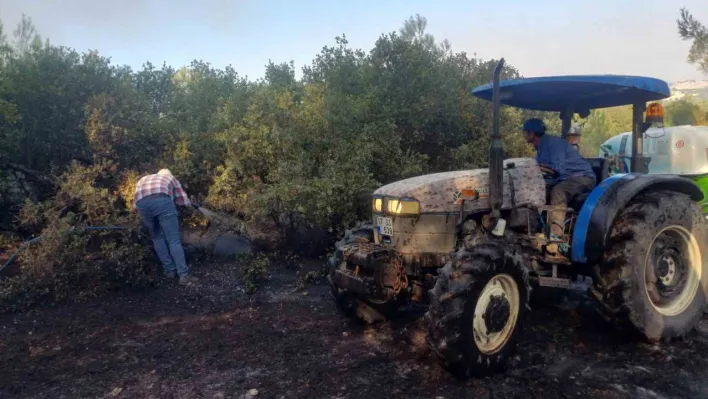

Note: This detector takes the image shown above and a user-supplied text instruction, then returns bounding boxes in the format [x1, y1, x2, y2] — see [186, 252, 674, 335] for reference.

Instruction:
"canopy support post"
[560, 107, 572, 139]
[630, 102, 648, 173]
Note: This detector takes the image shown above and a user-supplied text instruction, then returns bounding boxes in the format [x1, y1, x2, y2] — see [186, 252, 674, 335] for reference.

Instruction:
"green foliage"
[0, 12, 626, 309]
[240, 253, 270, 294]
[578, 110, 611, 158]
[11, 14, 41, 55]
[0, 219, 153, 313]
[0, 13, 566, 246]
[84, 91, 162, 170]
[2, 162, 154, 312]
[665, 98, 708, 126]
[678, 7, 708, 75]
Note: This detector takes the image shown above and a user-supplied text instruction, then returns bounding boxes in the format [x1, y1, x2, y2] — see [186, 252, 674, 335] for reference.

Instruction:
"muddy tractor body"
[328, 59, 708, 378]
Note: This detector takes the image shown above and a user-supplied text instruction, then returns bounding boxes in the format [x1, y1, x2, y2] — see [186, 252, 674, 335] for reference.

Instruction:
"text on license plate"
[377, 217, 394, 236]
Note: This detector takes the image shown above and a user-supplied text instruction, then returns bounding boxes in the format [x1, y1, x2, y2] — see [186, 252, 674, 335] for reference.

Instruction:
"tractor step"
[538, 276, 572, 289]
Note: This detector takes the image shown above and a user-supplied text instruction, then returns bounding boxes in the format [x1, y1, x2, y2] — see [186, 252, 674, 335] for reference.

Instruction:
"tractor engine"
[330, 242, 408, 303]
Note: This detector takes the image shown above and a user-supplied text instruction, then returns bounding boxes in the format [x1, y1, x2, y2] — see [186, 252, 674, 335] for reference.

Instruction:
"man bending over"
[134, 169, 198, 285]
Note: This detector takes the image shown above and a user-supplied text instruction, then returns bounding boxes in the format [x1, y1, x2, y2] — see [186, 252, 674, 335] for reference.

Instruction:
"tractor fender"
[570, 173, 703, 264]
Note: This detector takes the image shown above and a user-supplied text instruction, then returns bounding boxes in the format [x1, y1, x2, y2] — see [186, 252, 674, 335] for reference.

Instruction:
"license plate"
[377, 216, 394, 237]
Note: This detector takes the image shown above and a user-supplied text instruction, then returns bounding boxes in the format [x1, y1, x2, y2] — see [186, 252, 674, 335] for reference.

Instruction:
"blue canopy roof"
[470, 75, 671, 112]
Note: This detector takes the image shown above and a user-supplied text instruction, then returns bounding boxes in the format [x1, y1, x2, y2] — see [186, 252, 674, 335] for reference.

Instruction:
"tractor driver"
[521, 118, 597, 251]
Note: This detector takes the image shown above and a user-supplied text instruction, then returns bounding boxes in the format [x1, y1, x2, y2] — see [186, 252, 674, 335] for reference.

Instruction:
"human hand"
[538, 164, 559, 179]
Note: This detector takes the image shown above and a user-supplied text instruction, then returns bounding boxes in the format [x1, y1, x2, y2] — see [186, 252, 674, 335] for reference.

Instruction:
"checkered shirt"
[133, 173, 191, 209]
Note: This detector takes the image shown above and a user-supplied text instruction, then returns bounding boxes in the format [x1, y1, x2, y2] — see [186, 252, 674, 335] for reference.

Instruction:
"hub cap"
[473, 274, 520, 355]
[644, 225, 702, 317]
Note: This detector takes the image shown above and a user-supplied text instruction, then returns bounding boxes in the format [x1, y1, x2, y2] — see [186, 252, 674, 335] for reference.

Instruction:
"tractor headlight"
[386, 198, 420, 215]
[372, 197, 383, 213]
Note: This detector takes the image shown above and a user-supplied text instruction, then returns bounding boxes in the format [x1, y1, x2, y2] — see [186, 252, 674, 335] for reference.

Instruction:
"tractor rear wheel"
[592, 190, 708, 342]
[425, 242, 531, 378]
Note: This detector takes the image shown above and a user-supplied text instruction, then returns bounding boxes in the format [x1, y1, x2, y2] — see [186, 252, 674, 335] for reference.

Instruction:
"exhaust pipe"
[488, 58, 505, 229]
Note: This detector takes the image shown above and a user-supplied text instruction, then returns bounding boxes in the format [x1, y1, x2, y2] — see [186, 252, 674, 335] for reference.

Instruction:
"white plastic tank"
[599, 125, 708, 175]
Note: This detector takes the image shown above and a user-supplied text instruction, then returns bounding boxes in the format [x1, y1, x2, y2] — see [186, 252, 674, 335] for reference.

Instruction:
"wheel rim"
[643, 225, 702, 317]
[472, 273, 520, 355]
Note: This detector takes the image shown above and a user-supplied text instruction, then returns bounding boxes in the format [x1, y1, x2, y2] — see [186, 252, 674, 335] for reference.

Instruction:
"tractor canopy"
[471, 72, 672, 174]
[470, 75, 671, 114]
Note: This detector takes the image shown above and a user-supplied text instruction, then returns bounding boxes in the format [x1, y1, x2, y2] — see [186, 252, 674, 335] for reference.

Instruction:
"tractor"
[327, 59, 708, 378]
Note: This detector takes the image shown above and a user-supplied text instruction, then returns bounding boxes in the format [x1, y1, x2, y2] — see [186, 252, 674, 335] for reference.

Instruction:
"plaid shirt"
[133, 173, 191, 209]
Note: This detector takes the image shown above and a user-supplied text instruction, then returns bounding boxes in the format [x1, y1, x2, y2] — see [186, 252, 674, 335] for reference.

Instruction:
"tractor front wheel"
[593, 190, 708, 342]
[327, 222, 405, 323]
[425, 242, 531, 378]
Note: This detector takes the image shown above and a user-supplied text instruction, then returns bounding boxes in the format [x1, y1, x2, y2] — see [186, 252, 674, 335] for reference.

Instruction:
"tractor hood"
[373, 158, 546, 214]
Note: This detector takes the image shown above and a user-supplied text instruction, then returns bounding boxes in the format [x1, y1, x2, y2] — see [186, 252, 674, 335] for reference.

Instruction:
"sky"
[1, 0, 707, 83]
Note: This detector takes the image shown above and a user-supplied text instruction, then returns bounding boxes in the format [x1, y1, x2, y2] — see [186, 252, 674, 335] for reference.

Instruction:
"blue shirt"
[535, 135, 595, 184]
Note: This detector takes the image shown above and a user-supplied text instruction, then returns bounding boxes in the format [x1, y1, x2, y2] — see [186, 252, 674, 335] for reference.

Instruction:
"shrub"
[0, 13, 582, 312]
[0, 161, 156, 312]
[240, 253, 270, 294]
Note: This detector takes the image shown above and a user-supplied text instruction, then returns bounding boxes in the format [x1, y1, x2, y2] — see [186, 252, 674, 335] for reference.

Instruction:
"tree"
[0, 20, 12, 62]
[678, 7, 708, 75]
[399, 14, 436, 49]
[12, 14, 41, 55]
[577, 110, 610, 157]
[264, 60, 297, 89]
[399, 14, 452, 55]
[665, 98, 708, 126]
[2, 11, 598, 306]
[0, 12, 541, 247]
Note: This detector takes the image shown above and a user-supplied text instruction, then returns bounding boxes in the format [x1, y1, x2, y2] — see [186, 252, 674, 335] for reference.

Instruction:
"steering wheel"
[538, 164, 559, 179]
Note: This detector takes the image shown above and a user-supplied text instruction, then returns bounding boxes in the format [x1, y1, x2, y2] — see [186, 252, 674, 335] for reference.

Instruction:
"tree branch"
[0, 160, 55, 187]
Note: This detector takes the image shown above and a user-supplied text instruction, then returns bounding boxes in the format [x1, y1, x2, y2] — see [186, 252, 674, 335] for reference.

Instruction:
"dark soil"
[1, 258, 708, 399]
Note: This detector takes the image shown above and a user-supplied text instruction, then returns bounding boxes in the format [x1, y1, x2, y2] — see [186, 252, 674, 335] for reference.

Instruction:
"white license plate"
[377, 216, 394, 237]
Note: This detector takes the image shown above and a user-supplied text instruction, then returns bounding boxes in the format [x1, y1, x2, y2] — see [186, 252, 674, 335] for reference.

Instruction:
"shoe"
[164, 271, 177, 279]
[179, 275, 199, 285]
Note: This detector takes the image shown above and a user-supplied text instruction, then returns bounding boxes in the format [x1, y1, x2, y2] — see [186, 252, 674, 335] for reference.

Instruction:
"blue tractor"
[328, 59, 708, 378]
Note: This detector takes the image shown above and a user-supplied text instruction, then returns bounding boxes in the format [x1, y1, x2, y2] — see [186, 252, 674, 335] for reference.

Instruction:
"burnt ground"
[1, 257, 708, 399]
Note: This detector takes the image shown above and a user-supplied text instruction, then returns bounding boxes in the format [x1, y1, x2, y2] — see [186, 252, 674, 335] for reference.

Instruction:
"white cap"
[568, 123, 582, 136]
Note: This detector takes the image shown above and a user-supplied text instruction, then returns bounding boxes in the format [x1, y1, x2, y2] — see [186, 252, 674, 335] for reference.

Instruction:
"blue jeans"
[136, 195, 189, 277]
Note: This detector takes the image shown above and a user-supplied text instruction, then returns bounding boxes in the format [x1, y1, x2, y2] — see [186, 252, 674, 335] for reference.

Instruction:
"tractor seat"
[567, 157, 609, 210]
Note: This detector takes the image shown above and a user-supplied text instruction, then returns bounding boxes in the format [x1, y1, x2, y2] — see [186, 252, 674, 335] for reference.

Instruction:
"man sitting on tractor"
[521, 118, 597, 253]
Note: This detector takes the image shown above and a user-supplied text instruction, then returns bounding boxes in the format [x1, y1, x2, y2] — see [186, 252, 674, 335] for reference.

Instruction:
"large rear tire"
[425, 242, 531, 378]
[327, 222, 404, 323]
[592, 190, 708, 342]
